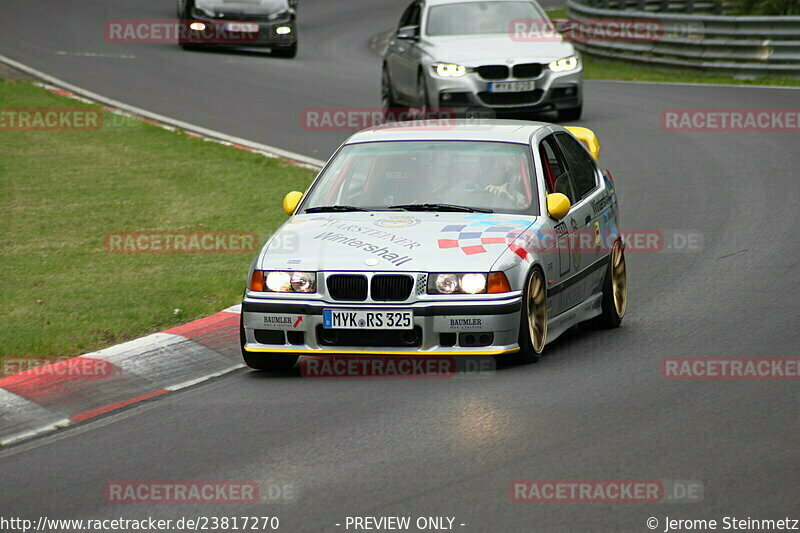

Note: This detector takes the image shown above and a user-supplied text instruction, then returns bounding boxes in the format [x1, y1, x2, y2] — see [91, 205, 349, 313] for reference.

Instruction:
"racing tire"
[557, 104, 582, 122]
[240, 317, 299, 371]
[382, 65, 409, 122]
[272, 43, 298, 58]
[594, 240, 627, 329]
[510, 267, 548, 365]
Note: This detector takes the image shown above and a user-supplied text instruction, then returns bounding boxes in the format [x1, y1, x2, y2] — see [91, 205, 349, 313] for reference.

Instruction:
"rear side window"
[539, 135, 576, 204]
[556, 132, 598, 200]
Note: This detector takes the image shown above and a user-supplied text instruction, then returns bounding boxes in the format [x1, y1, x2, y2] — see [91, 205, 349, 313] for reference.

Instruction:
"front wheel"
[240, 318, 298, 371]
[272, 43, 297, 58]
[511, 268, 548, 364]
[557, 104, 582, 122]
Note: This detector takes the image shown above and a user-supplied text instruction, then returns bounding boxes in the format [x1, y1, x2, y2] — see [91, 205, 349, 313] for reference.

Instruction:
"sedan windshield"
[301, 141, 538, 215]
[426, 1, 544, 36]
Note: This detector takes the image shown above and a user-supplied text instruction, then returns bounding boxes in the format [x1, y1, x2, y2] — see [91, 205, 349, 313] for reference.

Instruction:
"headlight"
[189, 22, 206, 31]
[432, 63, 468, 77]
[276, 26, 292, 35]
[549, 56, 579, 73]
[427, 273, 511, 294]
[250, 270, 317, 293]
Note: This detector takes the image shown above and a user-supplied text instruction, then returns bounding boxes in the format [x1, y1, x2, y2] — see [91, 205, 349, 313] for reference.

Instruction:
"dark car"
[177, 0, 298, 57]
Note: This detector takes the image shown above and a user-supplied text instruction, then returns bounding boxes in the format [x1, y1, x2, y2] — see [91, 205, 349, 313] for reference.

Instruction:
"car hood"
[424, 34, 575, 65]
[259, 212, 539, 272]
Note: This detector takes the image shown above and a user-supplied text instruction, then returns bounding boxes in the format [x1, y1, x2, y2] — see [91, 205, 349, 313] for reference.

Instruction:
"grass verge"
[0, 78, 315, 358]
[545, 9, 800, 87]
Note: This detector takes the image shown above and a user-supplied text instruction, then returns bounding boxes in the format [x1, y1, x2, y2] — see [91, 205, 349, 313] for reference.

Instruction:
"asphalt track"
[1, 0, 800, 531]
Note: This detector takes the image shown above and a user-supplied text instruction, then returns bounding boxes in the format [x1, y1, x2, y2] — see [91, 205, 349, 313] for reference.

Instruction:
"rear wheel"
[240, 317, 298, 371]
[510, 268, 548, 364]
[594, 240, 627, 329]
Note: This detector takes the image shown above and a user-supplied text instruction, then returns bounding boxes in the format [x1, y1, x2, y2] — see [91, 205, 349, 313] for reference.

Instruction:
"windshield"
[195, 0, 289, 14]
[301, 141, 538, 215]
[426, 1, 544, 36]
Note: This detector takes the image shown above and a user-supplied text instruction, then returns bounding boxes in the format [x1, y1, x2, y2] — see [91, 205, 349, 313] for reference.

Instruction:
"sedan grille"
[513, 63, 543, 79]
[327, 274, 368, 301]
[475, 65, 509, 80]
[371, 275, 413, 301]
[317, 326, 422, 347]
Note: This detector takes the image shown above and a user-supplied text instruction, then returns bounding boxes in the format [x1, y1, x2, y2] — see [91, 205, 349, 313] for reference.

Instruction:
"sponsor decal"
[374, 216, 421, 228]
[256, 314, 307, 331]
[570, 218, 581, 270]
[314, 232, 413, 266]
[319, 220, 421, 250]
[590, 194, 611, 215]
[437, 213, 537, 261]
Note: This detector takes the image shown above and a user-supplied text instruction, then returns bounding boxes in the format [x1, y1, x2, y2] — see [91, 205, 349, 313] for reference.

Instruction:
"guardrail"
[566, 0, 800, 77]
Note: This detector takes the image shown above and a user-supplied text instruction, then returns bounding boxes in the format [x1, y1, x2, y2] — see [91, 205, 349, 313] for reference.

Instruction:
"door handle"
[585, 215, 591, 224]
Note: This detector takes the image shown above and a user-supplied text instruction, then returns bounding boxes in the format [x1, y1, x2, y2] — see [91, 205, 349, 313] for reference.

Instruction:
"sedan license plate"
[323, 309, 413, 330]
[488, 81, 537, 93]
[225, 22, 259, 32]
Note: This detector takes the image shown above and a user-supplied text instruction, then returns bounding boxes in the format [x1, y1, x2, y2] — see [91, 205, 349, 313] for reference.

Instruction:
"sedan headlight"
[432, 63, 469, 78]
[427, 273, 511, 294]
[250, 270, 317, 293]
[549, 56, 579, 73]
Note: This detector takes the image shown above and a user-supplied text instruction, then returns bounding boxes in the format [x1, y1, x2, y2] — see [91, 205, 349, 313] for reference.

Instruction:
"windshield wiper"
[388, 203, 493, 213]
[304, 205, 370, 213]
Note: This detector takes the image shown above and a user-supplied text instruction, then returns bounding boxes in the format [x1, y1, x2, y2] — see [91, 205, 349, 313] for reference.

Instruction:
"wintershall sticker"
[105, 231, 258, 254]
[314, 232, 413, 266]
[661, 357, 800, 380]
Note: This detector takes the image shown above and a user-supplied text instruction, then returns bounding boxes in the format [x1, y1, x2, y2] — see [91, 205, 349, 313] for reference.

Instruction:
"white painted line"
[0, 53, 327, 168]
[56, 51, 136, 59]
[166, 364, 245, 391]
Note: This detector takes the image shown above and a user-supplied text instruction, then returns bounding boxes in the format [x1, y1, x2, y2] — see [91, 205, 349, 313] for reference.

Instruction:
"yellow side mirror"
[282, 191, 303, 216]
[547, 193, 571, 220]
[565, 126, 600, 161]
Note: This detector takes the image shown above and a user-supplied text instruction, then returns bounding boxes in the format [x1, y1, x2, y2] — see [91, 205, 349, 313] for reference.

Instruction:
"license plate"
[488, 81, 537, 93]
[323, 309, 413, 330]
[225, 23, 259, 32]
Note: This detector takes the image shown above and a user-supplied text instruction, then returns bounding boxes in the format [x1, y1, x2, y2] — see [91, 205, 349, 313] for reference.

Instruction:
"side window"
[539, 135, 577, 204]
[556, 132, 598, 200]
[399, 1, 420, 28]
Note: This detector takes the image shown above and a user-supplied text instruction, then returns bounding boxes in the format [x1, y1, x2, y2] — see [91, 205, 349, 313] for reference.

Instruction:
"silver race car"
[240, 120, 626, 371]
[383, 0, 584, 120]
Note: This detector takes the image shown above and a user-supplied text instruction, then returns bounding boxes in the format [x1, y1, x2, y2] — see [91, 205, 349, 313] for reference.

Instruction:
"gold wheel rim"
[527, 271, 547, 354]
[611, 243, 627, 318]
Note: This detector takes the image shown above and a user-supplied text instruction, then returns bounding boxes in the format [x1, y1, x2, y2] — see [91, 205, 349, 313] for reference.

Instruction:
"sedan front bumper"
[241, 295, 522, 356]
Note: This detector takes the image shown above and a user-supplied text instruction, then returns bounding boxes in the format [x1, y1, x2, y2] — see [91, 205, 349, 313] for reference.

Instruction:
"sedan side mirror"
[283, 191, 303, 216]
[396, 25, 420, 40]
[546, 193, 571, 220]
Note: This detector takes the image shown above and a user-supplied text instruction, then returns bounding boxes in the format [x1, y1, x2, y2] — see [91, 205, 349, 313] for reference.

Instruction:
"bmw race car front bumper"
[241, 293, 523, 356]
[425, 66, 583, 117]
